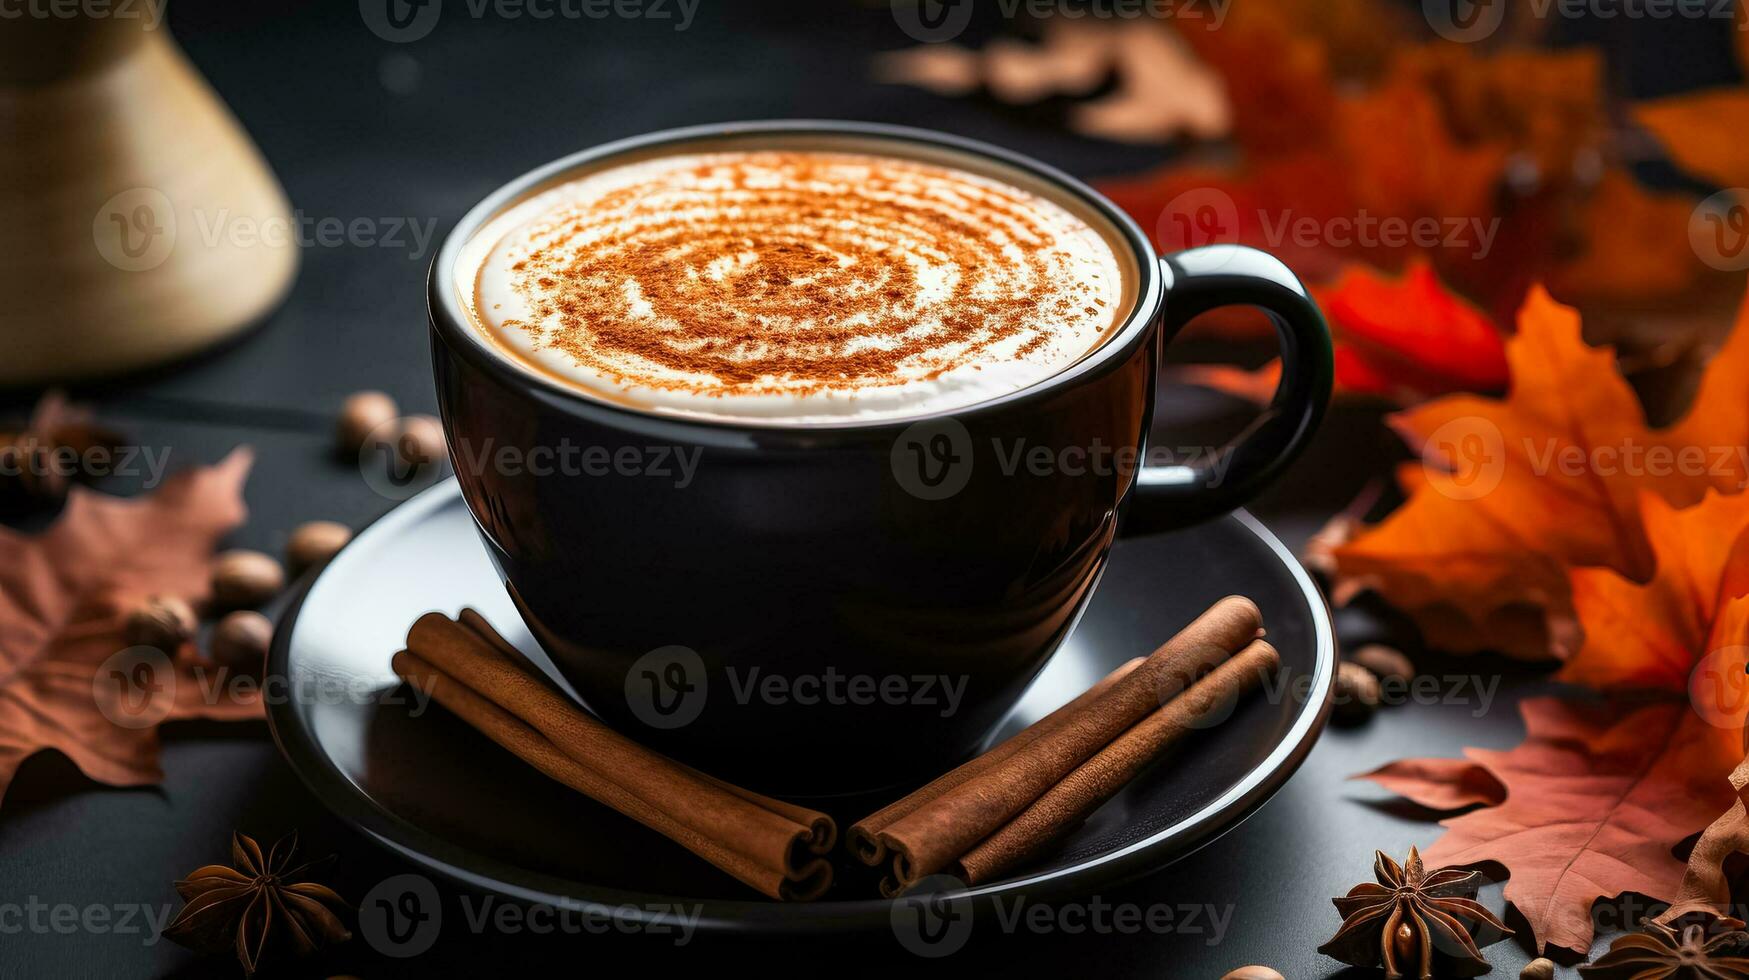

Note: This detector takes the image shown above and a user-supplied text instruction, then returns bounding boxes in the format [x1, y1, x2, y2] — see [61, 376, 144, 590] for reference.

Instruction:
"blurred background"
[12, 0, 1746, 466]
[2, 0, 1746, 975]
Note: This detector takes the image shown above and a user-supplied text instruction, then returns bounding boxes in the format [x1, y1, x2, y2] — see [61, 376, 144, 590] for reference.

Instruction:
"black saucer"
[265, 480, 1333, 933]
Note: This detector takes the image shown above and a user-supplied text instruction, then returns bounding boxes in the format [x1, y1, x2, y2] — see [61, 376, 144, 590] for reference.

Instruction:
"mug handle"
[1119, 245, 1334, 537]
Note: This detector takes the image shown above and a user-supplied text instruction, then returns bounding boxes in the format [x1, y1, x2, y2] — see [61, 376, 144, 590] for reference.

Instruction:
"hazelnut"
[395, 414, 446, 470]
[1350, 643, 1415, 685]
[124, 595, 198, 652]
[1221, 968, 1285, 980]
[209, 611, 273, 676]
[1521, 958, 1556, 980]
[286, 520, 352, 576]
[336, 391, 398, 456]
[211, 550, 285, 609]
[1333, 661, 1381, 725]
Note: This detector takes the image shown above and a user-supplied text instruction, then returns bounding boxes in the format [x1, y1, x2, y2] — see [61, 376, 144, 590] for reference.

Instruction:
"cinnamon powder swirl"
[463, 149, 1130, 422]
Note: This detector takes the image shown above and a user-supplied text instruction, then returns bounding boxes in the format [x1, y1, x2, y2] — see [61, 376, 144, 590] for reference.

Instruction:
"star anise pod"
[164, 832, 351, 975]
[1318, 847, 1512, 979]
[1581, 913, 1749, 979]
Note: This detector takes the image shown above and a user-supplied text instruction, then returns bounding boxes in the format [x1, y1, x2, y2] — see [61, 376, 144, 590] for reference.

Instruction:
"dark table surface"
[1, 1, 1729, 976]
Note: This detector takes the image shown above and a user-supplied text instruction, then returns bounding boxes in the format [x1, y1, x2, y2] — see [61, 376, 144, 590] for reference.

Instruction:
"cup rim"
[428, 120, 1166, 435]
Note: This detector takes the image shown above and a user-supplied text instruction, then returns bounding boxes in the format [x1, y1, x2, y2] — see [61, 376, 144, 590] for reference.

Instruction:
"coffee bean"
[124, 595, 198, 652]
[337, 391, 398, 456]
[209, 611, 273, 676]
[395, 414, 446, 470]
[1349, 643, 1415, 685]
[1521, 957, 1556, 980]
[286, 520, 352, 576]
[211, 550, 285, 609]
[1332, 661, 1381, 725]
[1221, 967, 1285, 980]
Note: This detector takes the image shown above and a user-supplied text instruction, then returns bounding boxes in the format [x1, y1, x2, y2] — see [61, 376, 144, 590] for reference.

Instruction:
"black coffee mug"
[428, 121, 1332, 794]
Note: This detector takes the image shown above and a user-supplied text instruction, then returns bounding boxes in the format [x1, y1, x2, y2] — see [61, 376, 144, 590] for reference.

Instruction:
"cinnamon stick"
[846, 657, 1143, 866]
[957, 638, 1279, 885]
[863, 595, 1264, 893]
[392, 610, 835, 901]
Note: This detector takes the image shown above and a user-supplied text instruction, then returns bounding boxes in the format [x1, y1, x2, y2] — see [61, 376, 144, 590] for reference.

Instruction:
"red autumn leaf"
[0, 449, 261, 804]
[1331, 287, 1749, 658]
[1354, 756, 1506, 812]
[1316, 262, 1507, 398]
[1175, 261, 1509, 405]
[1362, 697, 1743, 953]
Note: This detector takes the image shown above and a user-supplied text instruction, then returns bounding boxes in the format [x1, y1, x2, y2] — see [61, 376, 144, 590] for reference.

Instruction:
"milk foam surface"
[462, 150, 1130, 423]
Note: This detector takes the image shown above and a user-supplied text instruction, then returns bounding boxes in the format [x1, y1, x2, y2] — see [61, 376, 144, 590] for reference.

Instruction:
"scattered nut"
[1220, 968, 1285, 980]
[211, 550, 285, 609]
[337, 391, 398, 456]
[1350, 643, 1415, 685]
[124, 595, 198, 652]
[286, 520, 352, 576]
[1521, 957, 1556, 980]
[395, 414, 446, 470]
[209, 611, 273, 676]
[1333, 661, 1382, 725]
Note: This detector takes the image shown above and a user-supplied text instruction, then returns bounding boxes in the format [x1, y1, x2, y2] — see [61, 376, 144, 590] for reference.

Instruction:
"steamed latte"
[456, 147, 1133, 423]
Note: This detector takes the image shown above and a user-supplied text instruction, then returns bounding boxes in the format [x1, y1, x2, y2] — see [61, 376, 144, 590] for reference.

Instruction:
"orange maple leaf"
[1636, 89, 1749, 191]
[1332, 287, 1749, 658]
[1561, 491, 1749, 700]
[1360, 697, 1742, 953]
[0, 449, 261, 803]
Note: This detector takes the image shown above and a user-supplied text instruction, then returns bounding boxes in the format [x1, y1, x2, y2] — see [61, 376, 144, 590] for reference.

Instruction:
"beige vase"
[0, 11, 298, 384]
